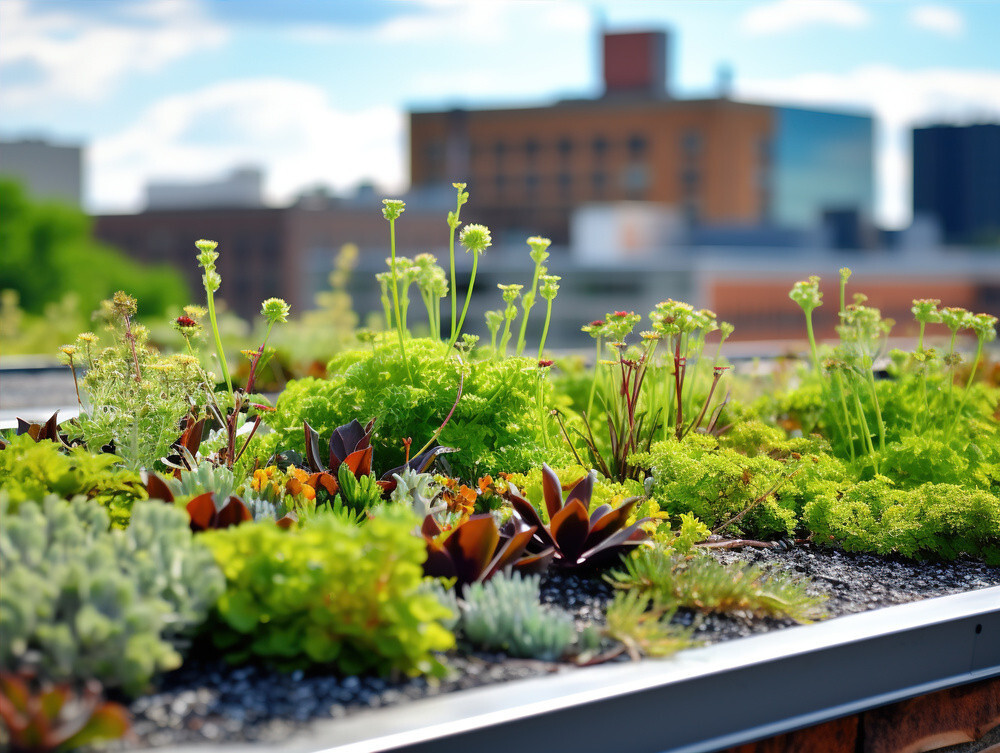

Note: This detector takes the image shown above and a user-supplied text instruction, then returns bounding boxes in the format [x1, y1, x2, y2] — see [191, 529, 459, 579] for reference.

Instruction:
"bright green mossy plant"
[270, 337, 561, 478]
[635, 433, 809, 538]
[202, 506, 455, 677]
[0, 496, 224, 696]
[0, 433, 146, 527]
[802, 478, 1000, 564]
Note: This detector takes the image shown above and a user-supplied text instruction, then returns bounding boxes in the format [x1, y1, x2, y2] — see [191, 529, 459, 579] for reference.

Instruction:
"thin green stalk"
[863, 365, 886, 452]
[449, 252, 479, 350]
[388, 218, 411, 378]
[587, 335, 602, 417]
[205, 290, 232, 396]
[537, 297, 554, 360]
[831, 370, 856, 462]
[516, 266, 542, 357]
[950, 338, 985, 437]
[804, 310, 822, 378]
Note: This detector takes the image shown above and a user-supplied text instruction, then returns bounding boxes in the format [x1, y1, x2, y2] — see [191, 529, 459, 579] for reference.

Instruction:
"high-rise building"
[0, 138, 83, 206]
[409, 30, 873, 243]
[912, 123, 1000, 246]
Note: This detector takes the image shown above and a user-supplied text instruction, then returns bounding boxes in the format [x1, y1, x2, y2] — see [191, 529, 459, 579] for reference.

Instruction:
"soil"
[111, 544, 1000, 750]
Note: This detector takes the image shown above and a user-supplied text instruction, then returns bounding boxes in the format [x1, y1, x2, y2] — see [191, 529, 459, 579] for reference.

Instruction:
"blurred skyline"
[2, 0, 999, 228]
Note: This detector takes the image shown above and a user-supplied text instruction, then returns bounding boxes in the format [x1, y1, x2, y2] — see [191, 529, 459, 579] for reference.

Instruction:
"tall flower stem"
[450, 253, 479, 349]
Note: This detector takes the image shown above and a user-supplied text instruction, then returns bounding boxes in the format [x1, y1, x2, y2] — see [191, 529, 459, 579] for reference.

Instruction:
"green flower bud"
[539, 274, 561, 301]
[911, 299, 942, 324]
[261, 297, 290, 324]
[527, 236, 551, 265]
[382, 199, 406, 221]
[789, 276, 822, 313]
[459, 223, 492, 255]
[498, 283, 523, 304]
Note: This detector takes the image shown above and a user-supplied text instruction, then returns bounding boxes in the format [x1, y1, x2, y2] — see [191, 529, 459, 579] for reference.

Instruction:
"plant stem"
[122, 313, 142, 383]
[537, 298, 554, 360]
[863, 364, 886, 453]
[388, 218, 411, 378]
[804, 309, 822, 378]
[587, 335, 602, 417]
[449, 253, 479, 350]
[515, 264, 543, 357]
[205, 287, 232, 396]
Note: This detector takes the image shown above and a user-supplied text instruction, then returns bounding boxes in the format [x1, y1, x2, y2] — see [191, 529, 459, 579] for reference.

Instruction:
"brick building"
[410, 30, 873, 244]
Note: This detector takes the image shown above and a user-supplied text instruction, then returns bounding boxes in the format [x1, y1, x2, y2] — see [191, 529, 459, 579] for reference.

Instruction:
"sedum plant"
[0, 671, 130, 753]
[273, 338, 559, 477]
[202, 507, 455, 677]
[457, 571, 577, 661]
[0, 434, 145, 527]
[0, 496, 224, 696]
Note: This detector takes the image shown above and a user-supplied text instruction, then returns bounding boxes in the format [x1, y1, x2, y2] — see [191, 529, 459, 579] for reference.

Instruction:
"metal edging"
[161, 585, 1000, 753]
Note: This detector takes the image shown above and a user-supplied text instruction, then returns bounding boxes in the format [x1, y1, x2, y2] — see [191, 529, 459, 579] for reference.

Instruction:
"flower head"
[173, 315, 201, 337]
[538, 359, 554, 368]
[381, 199, 406, 221]
[111, 290, 137, 319]
[498, 283, 523, 304]
[789, 276, 822, 313]
[459, 223, 492, 255]
[527, 236, 551, 265]
[911, 299, 942, 324]
[539, 274, 561, 301]
[261, 297, 291, 325]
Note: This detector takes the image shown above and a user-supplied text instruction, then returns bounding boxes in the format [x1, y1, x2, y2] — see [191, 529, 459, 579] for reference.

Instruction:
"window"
[557, 172, 572, 199]
[681, 130, 702, 158]
[557, 137, 573, 158]
[627, 134, 648, 158]
[493, 141, 506, 160]
[525, 173, 539, 196]
[524, 138, 539, 161]
[623, 165, 649, 197]
[592, 136, 609, 158]
[592, 171, 607, 197]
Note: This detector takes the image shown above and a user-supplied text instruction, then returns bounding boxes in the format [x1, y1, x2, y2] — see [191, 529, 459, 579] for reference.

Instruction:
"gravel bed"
[106, 545, 1000, 750]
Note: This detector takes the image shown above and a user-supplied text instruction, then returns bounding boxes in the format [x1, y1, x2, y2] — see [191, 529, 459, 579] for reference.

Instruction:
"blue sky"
[2, 0, 999, 227]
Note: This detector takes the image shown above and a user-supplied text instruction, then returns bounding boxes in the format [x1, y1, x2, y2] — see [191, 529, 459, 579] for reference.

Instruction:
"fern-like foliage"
[606, 547, 825, 623]
[603, 591, 693, 660]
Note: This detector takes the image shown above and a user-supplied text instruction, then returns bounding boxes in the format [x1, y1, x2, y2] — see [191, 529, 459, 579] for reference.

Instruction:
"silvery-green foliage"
[390, 468, 446, 519]
[0, 495, 224, 696]
[459, 571, 576, 661]
[164, 462, 235, 501]
[420, 578, 460, 631]
[244, 495, 280, 522]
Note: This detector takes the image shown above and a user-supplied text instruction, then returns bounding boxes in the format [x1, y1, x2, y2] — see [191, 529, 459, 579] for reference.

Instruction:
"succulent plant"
[458, 571, 576, 661]
[505, 464, 651, 570]
[0, 671, 131, 753]
[301, 418, 456, 499]
[422, 513, 553, 592]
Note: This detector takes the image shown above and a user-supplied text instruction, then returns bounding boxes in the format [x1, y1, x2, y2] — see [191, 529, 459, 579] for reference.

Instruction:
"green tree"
[0, 177, 187, 318]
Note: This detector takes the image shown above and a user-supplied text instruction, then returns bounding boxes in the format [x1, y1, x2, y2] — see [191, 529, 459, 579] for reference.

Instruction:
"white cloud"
[736, 66, 1000, 228]
[89, 78, 405, 212]
[908, 4, 964, 37]
[0, 0, 228, 107]
[741, 0, 870, 35]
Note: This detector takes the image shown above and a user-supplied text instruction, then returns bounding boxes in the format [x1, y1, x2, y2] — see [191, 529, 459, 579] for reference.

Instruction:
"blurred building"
[0, 137, 83, 205]
[145, 166, 265, 210]
[92, 199, 446, 322]
[409, 30, 873, 243]
[913, 123, 1000, 246]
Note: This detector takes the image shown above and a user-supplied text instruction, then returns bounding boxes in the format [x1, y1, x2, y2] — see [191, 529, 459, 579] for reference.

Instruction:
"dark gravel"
[111, 545, 1000, 750]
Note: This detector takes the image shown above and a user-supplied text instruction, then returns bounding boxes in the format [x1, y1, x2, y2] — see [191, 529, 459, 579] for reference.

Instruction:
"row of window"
[475, 134, 649, 161]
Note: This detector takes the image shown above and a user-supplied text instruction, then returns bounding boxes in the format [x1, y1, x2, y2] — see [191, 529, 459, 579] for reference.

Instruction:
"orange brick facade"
[410, 99, 774, 242]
